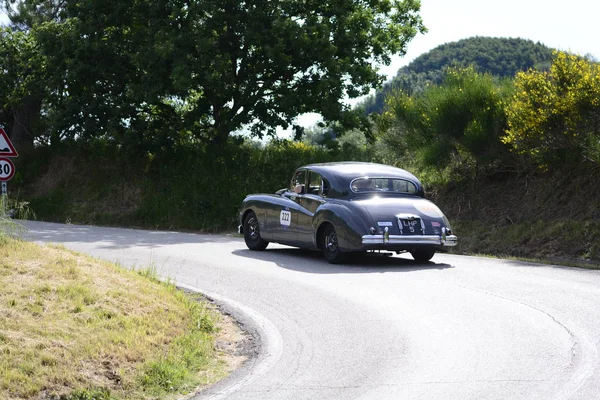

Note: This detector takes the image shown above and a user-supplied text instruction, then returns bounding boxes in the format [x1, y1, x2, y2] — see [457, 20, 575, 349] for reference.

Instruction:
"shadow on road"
[232, 247, 454, 274]
[22, 221, 241, 250]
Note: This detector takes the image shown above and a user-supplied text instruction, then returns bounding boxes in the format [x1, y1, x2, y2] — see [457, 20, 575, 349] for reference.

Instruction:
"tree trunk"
[8, 95, 40, 157]
[210, 103, 232, 147]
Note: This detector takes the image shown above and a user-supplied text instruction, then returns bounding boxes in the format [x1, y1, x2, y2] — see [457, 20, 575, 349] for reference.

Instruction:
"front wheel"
[322, 225, 346, 264]
[411, 249, 435, 263]
[243, 211, 268, 251]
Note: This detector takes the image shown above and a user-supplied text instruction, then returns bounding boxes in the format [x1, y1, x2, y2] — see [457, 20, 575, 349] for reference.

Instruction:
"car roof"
[303, 162, 420, 181]
[300, 162, 424, 198]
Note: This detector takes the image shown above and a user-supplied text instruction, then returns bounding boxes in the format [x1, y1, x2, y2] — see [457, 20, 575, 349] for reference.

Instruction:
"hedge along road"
[23, 221, 600, 400]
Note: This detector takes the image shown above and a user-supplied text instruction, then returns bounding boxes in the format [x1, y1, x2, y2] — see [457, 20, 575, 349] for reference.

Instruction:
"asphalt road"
[23, 221, 600, 400]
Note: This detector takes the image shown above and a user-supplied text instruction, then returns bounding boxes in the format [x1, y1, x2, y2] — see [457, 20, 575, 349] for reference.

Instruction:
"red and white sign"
[0, 128, 18, 157]
[0, 158, 16, 181]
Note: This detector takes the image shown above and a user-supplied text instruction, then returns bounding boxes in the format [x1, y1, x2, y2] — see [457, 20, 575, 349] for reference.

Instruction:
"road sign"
[0, 158, 15, 181]
[0, 128, 18, 157]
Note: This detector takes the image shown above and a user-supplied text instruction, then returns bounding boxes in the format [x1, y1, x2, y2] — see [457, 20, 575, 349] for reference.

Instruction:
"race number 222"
[280, 210, 291, 226]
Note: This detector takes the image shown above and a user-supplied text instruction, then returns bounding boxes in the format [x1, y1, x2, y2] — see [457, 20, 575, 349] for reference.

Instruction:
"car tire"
[322, 225, 346, 264]
[244, 211, 268, 251]
[411, 249, 435, 263]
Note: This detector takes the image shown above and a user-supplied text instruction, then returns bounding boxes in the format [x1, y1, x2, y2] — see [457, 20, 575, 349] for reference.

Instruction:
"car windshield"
[350, 177, 418, 194]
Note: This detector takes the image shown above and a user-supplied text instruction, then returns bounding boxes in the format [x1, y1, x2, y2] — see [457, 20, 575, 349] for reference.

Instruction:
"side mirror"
[293, 184, 305, 194]
[275, 188, 286, 195]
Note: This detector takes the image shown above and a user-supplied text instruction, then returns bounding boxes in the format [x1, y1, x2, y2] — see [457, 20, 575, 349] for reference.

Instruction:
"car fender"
[239, 194, 299, 239]
[313, 200, 375, 251]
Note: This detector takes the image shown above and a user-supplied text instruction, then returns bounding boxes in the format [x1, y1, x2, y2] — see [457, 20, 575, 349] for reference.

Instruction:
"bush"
[383, 67, 512, 175]
[504, 52, 600, 166]
[129, 140, 340, 231]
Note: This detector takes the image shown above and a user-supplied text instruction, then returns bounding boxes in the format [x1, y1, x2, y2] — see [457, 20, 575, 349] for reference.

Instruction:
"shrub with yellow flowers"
[504, 52, 600, 166]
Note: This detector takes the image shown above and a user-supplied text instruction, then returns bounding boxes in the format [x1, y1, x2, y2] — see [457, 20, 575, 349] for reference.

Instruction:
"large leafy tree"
[2, 0, 426, 148]
[179, 0, 426, 142]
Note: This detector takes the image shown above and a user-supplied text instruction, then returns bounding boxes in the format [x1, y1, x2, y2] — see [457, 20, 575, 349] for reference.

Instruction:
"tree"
[504, 52, 600, 165]
[188, 0, 426, 143]
[1, 0, 67, 31]
[384, 67, 511, 171]
[0, 28, 47, 154]
[13, 0, 425, 147]
[360, 37, 554, 115]
[0, 0, 68, 152]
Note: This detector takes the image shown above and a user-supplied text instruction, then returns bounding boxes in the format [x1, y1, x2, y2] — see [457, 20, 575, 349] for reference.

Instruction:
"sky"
[296, 0, 600, 129]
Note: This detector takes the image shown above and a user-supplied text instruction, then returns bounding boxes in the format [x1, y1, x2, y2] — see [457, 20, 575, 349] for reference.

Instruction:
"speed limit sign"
[0, 158, 15, 181]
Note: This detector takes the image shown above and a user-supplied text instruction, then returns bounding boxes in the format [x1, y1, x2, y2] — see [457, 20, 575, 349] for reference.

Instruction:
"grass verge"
[467, 252, 600, 270]
[0, 235, 234, 400]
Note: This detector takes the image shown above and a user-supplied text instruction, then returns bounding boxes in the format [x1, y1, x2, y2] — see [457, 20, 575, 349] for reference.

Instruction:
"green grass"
[0, 237, 228, 400]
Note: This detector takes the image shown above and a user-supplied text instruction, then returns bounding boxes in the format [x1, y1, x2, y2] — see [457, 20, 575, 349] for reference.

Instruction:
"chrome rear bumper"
[362, 234, 458, 246]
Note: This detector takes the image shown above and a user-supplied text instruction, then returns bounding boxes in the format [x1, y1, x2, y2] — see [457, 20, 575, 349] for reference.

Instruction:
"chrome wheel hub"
[326, 232, 338, 253]
[248, 218, 259, 240]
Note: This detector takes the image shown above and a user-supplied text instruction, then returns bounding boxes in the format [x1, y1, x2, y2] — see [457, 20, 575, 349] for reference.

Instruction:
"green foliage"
[383, 67, 512, 175]
[135, 141, 338, 231]
[4, 194, 36, 220]
[22, 139, 378, 231]
[361, 37, 554, 115]
[20, 134, 391, 231]
[504, 51, 600, 166]
[2, 0, 425, 150]
[0, 194, 31, 237]
[0, 27, 47, 150]
[57, 388, 114, 400]
[405, 36, 553, 77]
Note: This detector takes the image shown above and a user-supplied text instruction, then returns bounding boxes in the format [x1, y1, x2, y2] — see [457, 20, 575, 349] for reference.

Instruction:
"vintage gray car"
[238, 162, 457, 263]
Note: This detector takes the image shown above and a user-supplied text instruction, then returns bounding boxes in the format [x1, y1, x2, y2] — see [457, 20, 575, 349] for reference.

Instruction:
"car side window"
[291, 170, 306, 191]
[322, 178, 330, 197]
[307, 172, 323, 196]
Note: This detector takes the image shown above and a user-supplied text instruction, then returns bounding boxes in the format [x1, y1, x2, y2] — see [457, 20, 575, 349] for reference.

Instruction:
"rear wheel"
[411, 249, 435, 263]
[322, 225, 346, 264]
[243, 211, 268, 251]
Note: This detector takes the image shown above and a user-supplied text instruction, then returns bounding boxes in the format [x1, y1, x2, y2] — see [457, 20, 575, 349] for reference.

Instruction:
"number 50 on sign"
[0, 158, 16, 181]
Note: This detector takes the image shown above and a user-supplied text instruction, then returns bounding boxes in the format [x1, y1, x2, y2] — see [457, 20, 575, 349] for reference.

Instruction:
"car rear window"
[350, 178, 418, 194]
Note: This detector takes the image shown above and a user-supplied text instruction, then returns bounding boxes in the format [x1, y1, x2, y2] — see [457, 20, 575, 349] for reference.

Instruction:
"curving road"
[23, 221, 600, 400]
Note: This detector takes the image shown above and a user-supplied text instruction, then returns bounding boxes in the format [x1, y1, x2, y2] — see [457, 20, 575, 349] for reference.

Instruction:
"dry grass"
[0, 237, 229, 400]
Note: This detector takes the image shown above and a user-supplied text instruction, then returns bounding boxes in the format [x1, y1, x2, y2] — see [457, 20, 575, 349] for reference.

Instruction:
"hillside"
[432, 165, 600, 264]
[361, 36, 554, 115]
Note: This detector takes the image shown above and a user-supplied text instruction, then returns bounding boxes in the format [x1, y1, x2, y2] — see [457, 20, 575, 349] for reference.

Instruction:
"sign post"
[0, 128, 18, 217]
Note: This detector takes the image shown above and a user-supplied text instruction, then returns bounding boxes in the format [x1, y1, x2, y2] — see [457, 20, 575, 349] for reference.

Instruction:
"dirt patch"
[214, 312, 255, 373]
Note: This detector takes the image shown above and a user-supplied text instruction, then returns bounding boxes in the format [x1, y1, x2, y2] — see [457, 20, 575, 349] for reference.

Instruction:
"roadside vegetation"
[13, 48, 599, 264]
[1, 4, 599, 267]
[0, 231, 231, 400]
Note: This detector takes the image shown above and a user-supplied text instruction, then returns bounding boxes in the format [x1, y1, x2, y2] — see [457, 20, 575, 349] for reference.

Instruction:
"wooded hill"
[360, 37, 555, 115]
